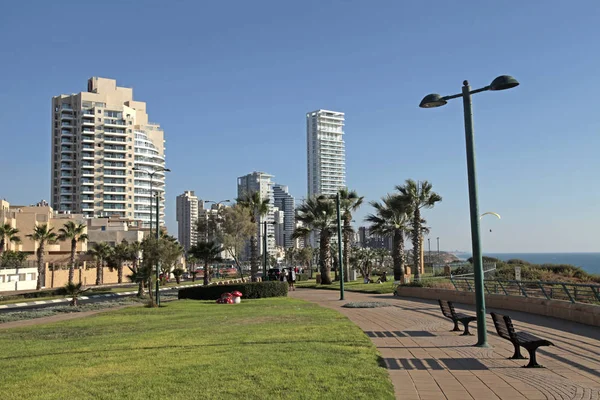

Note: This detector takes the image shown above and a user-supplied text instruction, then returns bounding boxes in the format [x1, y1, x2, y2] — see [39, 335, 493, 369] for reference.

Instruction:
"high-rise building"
[272, 184, 295, 248]
[51, 77, 166, 228]
[176, 191, 200, 252]
[237, 172, 276, 257]
[306, 109, 346, 198]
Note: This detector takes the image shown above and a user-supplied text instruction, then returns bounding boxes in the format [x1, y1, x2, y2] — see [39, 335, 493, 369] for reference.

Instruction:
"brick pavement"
[290, 289, 600, 400]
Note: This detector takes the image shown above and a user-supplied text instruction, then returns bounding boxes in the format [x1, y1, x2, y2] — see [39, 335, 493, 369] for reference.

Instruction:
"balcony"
[61, 123, 73, 127]
[105, 153, 126, 160]
[82, 120, 95, 126]
[105, 187, 126, 193]
[104, 179, 126, 185]
[82, 153, 94, 160]
[82, 109, 95, 116]
[81, 187, 94, 194]
[104, 146, 127, 152]
[104, 171, 126, 177]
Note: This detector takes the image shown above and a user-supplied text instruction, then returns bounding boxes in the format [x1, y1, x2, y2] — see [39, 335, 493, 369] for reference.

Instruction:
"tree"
[0, 250, 27, 269]
[107, 240, 131, 284]
[351, 247, 375, 283]
[87, 242, 113, 286]
[172, 267, 185, 284]
[366, 194, 411, 282]
[236, 192, 270, 282]
[294, 195, 337, 285]
[336, 188, 363, 282]
[57, 221, 88, 284]
[0, 224, 21, 255]
[126, 241, 145, 296]
[297, 247, 313, 274]
[189, 241, 223, 286]
[397, 180, 442, 282]
[63, 282, 89, 306]
[26, 224, 58, 290]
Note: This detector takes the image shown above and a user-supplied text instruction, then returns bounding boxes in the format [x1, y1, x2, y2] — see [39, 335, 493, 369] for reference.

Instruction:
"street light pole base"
[474, 342, 491, 348]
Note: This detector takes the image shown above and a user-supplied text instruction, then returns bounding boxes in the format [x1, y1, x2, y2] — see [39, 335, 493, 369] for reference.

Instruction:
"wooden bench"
[438, 300, 477, 336]
[491, 312, 554, 368]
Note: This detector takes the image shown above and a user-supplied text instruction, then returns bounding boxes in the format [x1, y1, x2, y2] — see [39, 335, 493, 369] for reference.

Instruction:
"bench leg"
[523, 347, 544, 368]
[509, 342, 527, 360]
[460, 321, 473, 336]
[451, 320, 461, 332]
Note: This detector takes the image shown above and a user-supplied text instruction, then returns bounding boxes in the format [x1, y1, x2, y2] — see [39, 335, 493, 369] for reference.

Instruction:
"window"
[128, 146, 132, 149]
[128, 162, 132, 166]
[128, 129, 132, 133]
[97, 109, 102, 114]
[97, 118, 102, 122]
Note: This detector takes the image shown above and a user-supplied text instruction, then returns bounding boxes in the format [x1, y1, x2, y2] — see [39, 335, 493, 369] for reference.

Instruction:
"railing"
[450, 277, 600, 304]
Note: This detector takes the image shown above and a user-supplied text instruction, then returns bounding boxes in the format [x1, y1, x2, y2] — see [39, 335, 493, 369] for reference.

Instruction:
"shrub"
[296, 273, 310, 282]
[178, 281, 288, 300]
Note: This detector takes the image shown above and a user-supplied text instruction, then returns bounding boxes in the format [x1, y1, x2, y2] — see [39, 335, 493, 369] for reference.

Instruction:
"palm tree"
[294, 195, 337, 285]
[236, 192, 270, 282]
[57, 221, 88, 284]
[63, 282, 89, 306]
[189, 241, 223, 286]
[337, 188, 363, 282]
[366, 194, 411, 282]
[126, 241, 144, 296]
[109, 240, 130, 284]
[88, 242, 113, 286]
[26, 224, 58, 290]
[397, 180, 442, 282]
[0, 224, 21, 255]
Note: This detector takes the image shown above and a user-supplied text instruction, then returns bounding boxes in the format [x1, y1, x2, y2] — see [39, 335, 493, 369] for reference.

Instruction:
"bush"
[178, 281, 288, 300]
[296, 273, 310, 282]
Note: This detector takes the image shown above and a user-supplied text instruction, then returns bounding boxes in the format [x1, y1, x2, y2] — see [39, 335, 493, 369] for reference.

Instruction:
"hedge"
[178, 281, 288, 300]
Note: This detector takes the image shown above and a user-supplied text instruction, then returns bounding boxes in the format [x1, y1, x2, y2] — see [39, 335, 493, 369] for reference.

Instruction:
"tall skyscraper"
[51, 77, 166, 228]
[176, 191, 200, 252]
[306, 109, 346, 198]
[237, 172, 276, 256]
[272, 184, 295, 248]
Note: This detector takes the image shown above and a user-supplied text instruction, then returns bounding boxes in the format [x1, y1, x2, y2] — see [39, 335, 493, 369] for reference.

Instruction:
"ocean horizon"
[454, 252, 600, 275]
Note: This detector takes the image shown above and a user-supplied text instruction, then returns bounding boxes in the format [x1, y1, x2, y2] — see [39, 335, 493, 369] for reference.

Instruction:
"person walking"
[288, 267, 296, 291]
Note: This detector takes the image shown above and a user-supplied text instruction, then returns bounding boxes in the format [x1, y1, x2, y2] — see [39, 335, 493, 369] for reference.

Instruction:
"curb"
[0, 284, 205, 311]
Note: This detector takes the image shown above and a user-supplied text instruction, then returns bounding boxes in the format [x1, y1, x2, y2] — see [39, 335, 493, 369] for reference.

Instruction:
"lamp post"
[437, 237, 440, 263]
[134, 166, 171, 307]
[419, 75, 519, 347]
[336, 192, 345, 300]
[428, 238, 431, 273]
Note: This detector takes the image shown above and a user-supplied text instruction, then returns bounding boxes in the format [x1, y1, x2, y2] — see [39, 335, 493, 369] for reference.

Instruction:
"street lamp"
[134, 166, 171, 307]
[336, 192, 345, 300]
[419, 75, 519, 347]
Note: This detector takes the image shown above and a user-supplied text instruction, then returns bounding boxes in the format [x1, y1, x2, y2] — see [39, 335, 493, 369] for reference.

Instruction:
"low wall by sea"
[395, 286, 600, 327]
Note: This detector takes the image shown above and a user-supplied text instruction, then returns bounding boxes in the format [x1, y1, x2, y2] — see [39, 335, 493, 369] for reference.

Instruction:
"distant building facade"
[176, 191, 200, 252]
[272, 184, 295, 248]
[237, 172, 276, 257]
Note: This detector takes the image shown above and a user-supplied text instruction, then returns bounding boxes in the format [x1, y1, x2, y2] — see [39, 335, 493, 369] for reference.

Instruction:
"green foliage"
[0, 224, 21, 252]
[296, 273, 310, 282]
[178, 281, 288, 300]
[0, 250, 27, 268]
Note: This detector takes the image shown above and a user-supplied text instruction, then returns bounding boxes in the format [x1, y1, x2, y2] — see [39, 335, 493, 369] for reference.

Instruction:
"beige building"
[51, 77, 166, 229]
[176, 191, 200, 252]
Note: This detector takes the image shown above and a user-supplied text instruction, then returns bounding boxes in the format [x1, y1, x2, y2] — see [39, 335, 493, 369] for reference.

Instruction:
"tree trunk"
[70, 296, 78, 306]
[175, 275, 181, 284]
[0, 238, 5, 255]
[203, 261, 209, 286]
[95, 259, 102, 286]
[332, 253, 339, 281]
[117, 264, 123, 284]
[137, 280, 145, 297]
[412, 208, 421, 282]
[51, 266, 55, 288]
[319, 231, 332, 285]
[392, 229, 406, 282]
[191, 272, 196, 282]
[68, 239, 76, 284]
[250, 235, 259, 282]
[36, 245, 44, 290]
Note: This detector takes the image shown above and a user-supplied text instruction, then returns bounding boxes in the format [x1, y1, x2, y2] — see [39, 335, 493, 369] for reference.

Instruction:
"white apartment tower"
[306, 109, 346, 197]
[272, 184, 295, 248]
[237, 172, 276, 257]
[51, 77, 166, 227]
[176, 191, 200, 252]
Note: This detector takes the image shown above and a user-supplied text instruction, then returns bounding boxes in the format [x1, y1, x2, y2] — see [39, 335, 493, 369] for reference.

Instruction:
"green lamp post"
[419, 75, 519, 347]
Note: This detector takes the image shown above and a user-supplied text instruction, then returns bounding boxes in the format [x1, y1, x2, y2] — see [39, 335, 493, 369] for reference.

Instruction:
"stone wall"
[45, 266, 121, 288]
[395, 286, 600, 327]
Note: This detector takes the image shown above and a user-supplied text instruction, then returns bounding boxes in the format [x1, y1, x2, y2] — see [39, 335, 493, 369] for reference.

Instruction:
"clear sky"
[1, 0, 599, 253]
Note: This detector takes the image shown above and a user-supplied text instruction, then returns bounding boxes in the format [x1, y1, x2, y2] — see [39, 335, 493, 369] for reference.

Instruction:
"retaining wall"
[395, 286, 600, 327]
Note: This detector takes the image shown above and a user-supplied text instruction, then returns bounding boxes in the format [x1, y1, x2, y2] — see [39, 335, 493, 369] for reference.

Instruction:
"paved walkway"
[290, 289, 600, 400]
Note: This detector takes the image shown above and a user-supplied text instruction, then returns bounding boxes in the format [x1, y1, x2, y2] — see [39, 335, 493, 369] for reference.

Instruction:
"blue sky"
[1, 0, 599, 253]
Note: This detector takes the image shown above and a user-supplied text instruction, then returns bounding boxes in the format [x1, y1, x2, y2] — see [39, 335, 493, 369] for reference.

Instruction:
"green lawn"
[0, 297, 394, 400]
[296, 279, 396, 294]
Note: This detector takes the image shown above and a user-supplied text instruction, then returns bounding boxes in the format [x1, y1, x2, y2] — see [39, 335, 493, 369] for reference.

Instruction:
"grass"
[0, 297, 394, 400]
[296, 279, 397, 294]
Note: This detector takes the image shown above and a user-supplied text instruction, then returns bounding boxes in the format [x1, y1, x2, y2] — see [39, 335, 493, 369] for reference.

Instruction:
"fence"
[450, 277, 600, 304]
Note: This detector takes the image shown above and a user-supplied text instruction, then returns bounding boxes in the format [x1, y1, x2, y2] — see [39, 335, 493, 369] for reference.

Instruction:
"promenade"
[290, 289, 600, 400]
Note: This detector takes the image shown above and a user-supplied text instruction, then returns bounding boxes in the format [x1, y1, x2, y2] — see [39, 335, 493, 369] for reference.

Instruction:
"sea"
[454, 252, 600, 275]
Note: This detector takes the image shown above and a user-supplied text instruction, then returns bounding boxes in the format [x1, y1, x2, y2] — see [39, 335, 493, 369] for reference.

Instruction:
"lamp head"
[489, 75, 519, 91]
[419, 93, 447, 108]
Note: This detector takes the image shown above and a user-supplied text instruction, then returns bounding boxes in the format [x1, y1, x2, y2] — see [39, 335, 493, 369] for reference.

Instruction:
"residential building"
[358, 226, 392, 251]
[272, 184, 295, 248]
[237, 172, 276, 257]
[196, 203, 230, 259]
[273, 207, 285, 247]
[51, 77, 166, 229]
[176, 191, 200, 252]
[306, 109, 346, 198]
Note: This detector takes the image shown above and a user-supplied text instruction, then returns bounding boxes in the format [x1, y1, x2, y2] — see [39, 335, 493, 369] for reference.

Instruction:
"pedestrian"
[288, 267, 296, 291]
[281, 268, 288, 283]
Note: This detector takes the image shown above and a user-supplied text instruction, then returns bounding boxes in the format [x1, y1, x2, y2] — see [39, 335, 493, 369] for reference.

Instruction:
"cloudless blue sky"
[1, 0, 599, 252]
